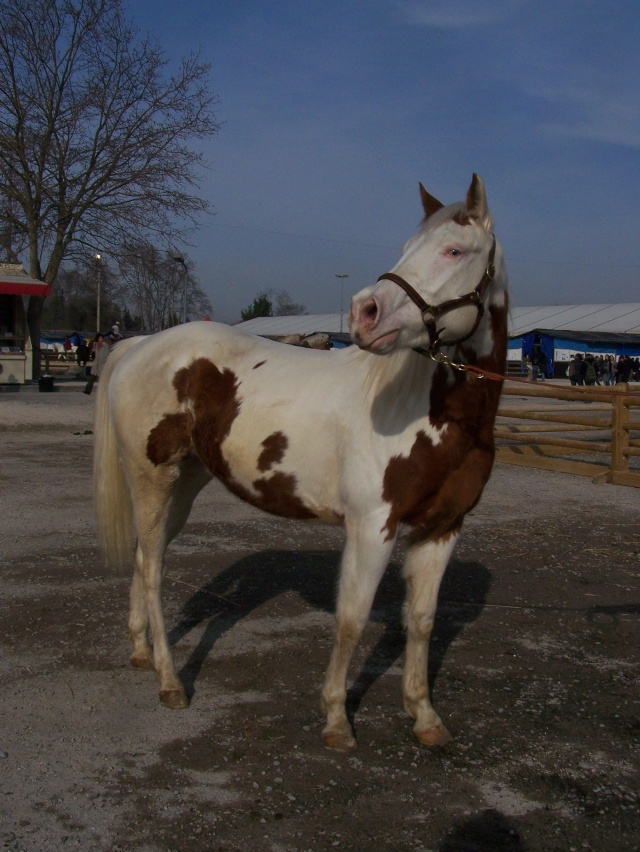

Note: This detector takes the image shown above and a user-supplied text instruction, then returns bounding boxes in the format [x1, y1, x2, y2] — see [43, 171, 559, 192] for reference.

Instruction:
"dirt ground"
[0, 383, 638, 852]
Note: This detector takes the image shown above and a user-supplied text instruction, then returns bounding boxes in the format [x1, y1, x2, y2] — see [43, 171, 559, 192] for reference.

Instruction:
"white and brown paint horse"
[94, 174, 508, 751]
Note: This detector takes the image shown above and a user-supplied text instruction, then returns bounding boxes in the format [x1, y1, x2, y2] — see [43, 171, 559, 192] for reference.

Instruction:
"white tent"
[236, 304, 640, 338]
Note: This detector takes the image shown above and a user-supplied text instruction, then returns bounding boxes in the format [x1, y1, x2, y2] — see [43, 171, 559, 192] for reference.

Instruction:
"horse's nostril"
[363, 298, 378, 323]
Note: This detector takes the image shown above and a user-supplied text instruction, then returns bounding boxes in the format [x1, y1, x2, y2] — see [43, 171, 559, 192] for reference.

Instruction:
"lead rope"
[428, 348, 640, 398]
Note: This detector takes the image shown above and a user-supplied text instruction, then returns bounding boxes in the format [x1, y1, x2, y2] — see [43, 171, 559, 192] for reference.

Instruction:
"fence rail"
[495, 382, 640, 488]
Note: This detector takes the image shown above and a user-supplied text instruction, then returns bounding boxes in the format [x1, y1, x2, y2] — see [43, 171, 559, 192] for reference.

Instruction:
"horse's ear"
[465, 173, 493, 229]
[419, 182, 444, 220]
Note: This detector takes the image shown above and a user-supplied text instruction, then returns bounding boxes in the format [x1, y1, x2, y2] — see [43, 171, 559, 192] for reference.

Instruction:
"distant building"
[236, 304, 640, 379]
[506, 304, 640, 377]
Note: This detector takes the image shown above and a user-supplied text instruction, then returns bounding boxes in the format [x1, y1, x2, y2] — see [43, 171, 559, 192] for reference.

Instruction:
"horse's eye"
[447, 248, 462, 257]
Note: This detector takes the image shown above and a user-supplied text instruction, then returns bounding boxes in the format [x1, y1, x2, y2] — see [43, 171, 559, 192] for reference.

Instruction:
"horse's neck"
[358, 347, 430, 398]
[453, 281, 509, 371]
[356, 348, 435, 435]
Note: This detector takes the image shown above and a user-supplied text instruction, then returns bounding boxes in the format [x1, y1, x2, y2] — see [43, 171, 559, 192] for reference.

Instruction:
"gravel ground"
[0, 383, 638, 851]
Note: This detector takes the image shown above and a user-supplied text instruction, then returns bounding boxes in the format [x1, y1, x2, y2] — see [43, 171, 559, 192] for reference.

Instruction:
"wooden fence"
[41, 350, 76, 373]
[495, 382, 640, 488]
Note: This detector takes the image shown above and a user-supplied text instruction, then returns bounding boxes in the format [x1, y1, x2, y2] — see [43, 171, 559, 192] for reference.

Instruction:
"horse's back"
[109, 322, 351, 427]
[107, 322, 355, 520]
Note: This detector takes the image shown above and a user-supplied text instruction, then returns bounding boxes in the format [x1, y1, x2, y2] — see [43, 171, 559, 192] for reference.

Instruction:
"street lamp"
[171, 255, 188, 324]
[335, 274, 349, 333]
[95, 254, 102, 332]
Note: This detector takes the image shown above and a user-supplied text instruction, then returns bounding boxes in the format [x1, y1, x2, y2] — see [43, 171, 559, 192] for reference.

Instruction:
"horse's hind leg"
[128, 458, 210, 708]
[321, 516, 395, 752]
[128, 551, 155, 671]
[132, 542, 188, 708]
[402, 534, 458, 746]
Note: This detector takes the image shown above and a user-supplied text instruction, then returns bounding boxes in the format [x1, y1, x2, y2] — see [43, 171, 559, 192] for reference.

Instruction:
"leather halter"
[377, 235, 497, 355]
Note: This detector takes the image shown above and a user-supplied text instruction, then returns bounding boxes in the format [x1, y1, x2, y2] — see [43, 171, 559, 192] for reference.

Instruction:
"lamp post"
[335, 274, 349, 333]
[95, 253, 101, 332]
[171, 255, 188, 324]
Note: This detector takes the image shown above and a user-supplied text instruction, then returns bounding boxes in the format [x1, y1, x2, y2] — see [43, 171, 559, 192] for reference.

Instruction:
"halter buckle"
[428, 349, 468, 372]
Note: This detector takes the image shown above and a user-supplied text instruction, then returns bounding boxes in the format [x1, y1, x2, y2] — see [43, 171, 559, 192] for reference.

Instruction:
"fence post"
[610, 383, 630, 479]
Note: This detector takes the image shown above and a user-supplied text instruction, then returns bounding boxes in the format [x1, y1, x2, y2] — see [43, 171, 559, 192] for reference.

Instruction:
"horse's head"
[349, 174, 507, 356]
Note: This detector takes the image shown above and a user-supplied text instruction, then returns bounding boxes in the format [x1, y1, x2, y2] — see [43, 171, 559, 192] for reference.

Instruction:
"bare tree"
[43, 260, 118, 332]
[118, 243, 211, 331]
[273, 289, 306, 316]
[0, 0, 220, 376]
[239, 289, 306, 322]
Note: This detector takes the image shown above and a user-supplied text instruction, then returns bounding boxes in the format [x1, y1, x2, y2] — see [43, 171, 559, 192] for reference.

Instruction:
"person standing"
[76, 338, 90, 377]
[584, 354, 597, 386]
[616, 356, 630, 384]
[602, 354, 614, 386]
[534, 350, 546, 381]
[593, 355, 603, 385]
[83, 333, 109, 395]
[569, 353, 584, 386]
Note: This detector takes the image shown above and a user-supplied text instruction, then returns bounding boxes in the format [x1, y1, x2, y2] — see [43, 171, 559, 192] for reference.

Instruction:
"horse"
[275, 332, 331, 349]
[93, 173, 508, 752]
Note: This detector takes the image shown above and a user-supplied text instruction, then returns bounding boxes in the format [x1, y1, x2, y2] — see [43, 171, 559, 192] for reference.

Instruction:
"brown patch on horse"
[258, 431, 288, 471]
[210, 468, 316, 520]
[171, 358, 315, 520]
[172, 358, 242, 475]
[146, 412, 194, 466]
[381, 422, 489, 542]
[382, 302, 508, 542]
[252, 472, 317, 519]
[253, 360, 267, 370]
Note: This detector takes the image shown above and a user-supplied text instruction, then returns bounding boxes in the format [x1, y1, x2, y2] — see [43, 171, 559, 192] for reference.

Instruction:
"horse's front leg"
[321, 516, 395, 752]
[402, 533, 458, 746]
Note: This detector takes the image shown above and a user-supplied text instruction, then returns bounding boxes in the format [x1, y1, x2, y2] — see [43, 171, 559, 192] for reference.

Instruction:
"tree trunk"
[27, 295, 45, 381]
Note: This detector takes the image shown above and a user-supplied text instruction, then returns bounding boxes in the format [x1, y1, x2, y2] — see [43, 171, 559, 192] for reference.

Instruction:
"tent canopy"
[238, 304, 640, 338]
[510, 327, 640, 348]
[510, 327, 640, 356]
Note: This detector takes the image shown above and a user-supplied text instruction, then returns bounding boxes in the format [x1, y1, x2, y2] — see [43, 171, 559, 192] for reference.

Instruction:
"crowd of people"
[566, 353, 639, 386]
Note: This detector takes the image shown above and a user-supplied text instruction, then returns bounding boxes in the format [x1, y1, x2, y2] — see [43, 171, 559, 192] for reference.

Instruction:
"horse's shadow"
[168, 549, 492, 716]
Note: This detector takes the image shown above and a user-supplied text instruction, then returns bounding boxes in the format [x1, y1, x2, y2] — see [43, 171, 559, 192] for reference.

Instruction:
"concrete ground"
[0, 382, 638, 851]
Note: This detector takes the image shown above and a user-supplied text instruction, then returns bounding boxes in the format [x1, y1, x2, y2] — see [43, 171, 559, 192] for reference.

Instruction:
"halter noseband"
[377, 235, 497, 355]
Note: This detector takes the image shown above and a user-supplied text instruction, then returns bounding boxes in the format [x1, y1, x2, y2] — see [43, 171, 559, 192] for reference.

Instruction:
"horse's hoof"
[159, 689, 189, 709]
[130, 654, 155, 671]
[322, 729, 358, 752]
[415, 723, 452, 747]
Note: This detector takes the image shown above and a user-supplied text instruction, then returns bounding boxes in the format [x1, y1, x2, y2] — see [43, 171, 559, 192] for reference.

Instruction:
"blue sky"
[132, 0, 639, 323]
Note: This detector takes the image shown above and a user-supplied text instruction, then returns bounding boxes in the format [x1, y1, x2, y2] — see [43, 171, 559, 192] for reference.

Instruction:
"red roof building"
[0, 263, 51, 384]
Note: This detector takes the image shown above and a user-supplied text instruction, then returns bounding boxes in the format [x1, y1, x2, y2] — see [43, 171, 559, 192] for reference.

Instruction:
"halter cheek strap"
[377, 235, 496, 354]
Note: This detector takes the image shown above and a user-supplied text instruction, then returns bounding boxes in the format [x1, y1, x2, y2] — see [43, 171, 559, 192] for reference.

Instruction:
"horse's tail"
[93, 337, 145, 568]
